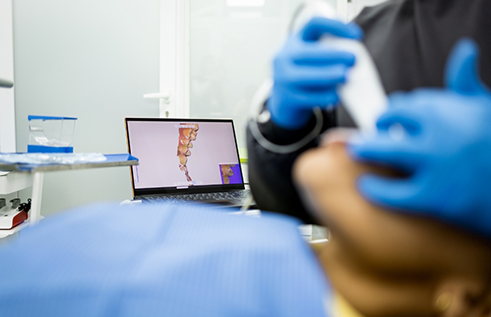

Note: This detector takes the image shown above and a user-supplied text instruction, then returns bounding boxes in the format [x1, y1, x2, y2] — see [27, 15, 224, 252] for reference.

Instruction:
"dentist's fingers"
[301, 17, 363, 42]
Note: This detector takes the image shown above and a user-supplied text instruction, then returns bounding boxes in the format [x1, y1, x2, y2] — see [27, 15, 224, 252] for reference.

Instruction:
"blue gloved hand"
[268, 17, 363, 129]
[348, 39, 491, 237]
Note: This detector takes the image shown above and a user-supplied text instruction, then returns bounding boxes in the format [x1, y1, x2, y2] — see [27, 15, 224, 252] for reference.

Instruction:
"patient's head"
[293, 130, 491, 317]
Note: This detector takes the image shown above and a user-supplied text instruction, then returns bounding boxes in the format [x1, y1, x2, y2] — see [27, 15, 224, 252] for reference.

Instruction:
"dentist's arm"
[247, 17, 363, 223]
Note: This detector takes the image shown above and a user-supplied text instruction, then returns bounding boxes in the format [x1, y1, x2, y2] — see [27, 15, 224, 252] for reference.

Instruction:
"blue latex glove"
[348, 39, 491, 238]
[268, 17, 363, 129]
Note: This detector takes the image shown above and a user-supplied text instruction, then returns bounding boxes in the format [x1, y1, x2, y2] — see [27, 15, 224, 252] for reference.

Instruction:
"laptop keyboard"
[141, 190, 251, 204]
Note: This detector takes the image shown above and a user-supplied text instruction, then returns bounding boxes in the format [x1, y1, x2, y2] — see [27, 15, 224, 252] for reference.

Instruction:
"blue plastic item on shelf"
[28, 116, 77, 153]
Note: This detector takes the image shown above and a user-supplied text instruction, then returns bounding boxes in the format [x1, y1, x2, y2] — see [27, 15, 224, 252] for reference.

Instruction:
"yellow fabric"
[331, 293, 365, 317]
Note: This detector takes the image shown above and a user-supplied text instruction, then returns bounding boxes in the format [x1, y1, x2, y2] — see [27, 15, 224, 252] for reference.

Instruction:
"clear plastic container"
[28, 116, 77, 153]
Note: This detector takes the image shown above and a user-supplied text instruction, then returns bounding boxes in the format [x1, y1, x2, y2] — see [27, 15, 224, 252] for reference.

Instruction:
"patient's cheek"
[294, 144, 352, 190]
[294, 150, 323, 188]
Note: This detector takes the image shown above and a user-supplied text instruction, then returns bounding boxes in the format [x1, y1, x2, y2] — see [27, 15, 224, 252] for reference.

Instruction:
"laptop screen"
[126, 118, 244, 197]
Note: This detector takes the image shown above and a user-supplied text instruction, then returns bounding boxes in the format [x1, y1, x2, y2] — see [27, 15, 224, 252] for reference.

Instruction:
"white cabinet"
[0, 173, 34, 238]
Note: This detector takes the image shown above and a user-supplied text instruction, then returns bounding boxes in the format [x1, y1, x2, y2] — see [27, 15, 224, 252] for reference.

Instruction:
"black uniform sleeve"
[246, 107, 337, 225]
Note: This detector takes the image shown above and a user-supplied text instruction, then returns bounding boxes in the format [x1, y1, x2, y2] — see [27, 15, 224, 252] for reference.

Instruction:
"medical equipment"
[249, 0, 388, 154]
[266, 16, 360, 130]
[290, 0, 388, 133]
[10, 198, 20, 209]
[0, 198, 30, 230]
[253, 0, 387, 132]
[28, 116, 77, 153]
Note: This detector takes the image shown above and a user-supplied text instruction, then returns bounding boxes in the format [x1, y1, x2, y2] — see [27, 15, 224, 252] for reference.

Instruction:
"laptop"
[125, 117, 252, 207]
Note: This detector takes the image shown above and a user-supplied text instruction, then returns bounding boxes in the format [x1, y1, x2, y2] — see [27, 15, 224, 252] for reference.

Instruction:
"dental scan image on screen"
[177, 123, 200, 184]
[219, 164, 242, 185]
[128, 121, 241, 189]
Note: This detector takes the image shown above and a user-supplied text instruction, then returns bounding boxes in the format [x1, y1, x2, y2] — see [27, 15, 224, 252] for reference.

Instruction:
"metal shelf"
[0, 154, 138, 173]
[0, 154, 138, 238]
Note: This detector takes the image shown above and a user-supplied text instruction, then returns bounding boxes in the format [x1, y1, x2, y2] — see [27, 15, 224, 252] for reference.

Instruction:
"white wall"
[0, 0, 16, 153]
[13, 0, 161, 216]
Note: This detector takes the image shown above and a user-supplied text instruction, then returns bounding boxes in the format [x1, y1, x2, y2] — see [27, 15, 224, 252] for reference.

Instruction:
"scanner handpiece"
[293, 0, 388, 133]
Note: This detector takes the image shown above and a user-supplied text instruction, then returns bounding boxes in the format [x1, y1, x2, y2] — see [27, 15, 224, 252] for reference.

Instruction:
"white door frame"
[336, 0, 349, 21]
[151, 0, 190, 118]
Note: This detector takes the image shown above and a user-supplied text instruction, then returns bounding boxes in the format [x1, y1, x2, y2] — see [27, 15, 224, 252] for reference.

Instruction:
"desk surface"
[0, 154, 138, 173]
